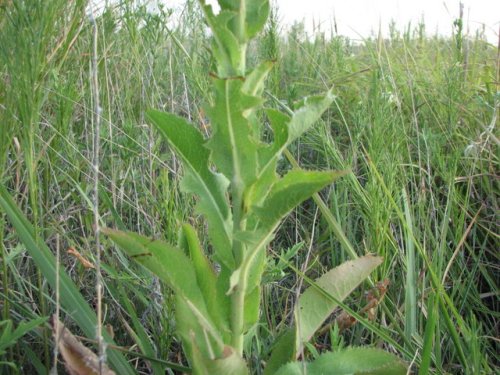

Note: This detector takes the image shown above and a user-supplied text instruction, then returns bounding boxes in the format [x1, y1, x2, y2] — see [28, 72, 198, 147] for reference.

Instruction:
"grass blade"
[402, 188, 417, 346]
[419, 292, 438, 375]
[0, 185, 134, 374]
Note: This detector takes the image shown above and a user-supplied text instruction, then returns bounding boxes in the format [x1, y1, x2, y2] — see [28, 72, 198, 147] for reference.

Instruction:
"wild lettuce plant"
[103, 1, 408, 373]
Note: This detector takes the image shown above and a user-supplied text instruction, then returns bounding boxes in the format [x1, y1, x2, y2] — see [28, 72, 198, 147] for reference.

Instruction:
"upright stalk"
[89, 5, 105, 371]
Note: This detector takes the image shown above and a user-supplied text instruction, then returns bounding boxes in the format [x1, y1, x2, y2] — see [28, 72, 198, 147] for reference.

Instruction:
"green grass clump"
[0, 0, 498, 373]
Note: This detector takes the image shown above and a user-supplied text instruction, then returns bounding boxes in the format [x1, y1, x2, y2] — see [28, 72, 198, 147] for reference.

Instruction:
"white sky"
[91, 1, 499, 44]
[200, 0, 499, 44]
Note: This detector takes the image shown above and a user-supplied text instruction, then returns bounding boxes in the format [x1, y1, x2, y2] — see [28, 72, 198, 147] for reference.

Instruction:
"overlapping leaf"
[253, 170, 346, 229]
[264, 91, 336, 169]
[146, 110, 234, 269]
[228, 170, 346, 334]
[218, 0, 269, 40]
[181, 224, 229, 333]
[199, 3, 243, 77]
[235, 170, 345, 274]
[205, 78, 262, 187]
[242, 61, 274, 140]
[274, 347, 407, 375]
[102, 228, 208, 318]
[188, 334, 249, 375]
[104, 228, 228, 365]
[246, 91, 336, 207]
[200, 0, 269, 77]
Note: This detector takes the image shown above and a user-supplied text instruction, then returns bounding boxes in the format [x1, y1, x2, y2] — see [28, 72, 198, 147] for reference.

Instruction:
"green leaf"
[419, 292, 438, 375]
[205, 78, 262, 187]
[263, 329, 296, 375]
[274, 347, 407, 375]
[189, 333, 249, 375]
[0, 317, 47, 353]
[253, 170, 346, 229]
[243, 282, 260, 329]
[402, 188, 417, 344]
[288, 91, 336, 141]
[233, 170, 345, 300]
[206, 346, 249, 375]
[146, 109, 234, 269]
[182, 224, 230, 333]
[199, 3, 243, 77]
[308, 348, 407, 374]
[218, 0, 270, 40]
[215, 264, 233, 338]
[268, 90, 335, 156]
[244, 0, 270, 38]
[246, 91, 336, 207]
[176, 296, 225, 367]
[242, 61, 274, 141]
[242, 60, 274, 98]
[104, 228, 226, 364]
[102, 228, 208, 316]
[228, 170, 345, 340]
[296, 255, 382, 347]
[111, 283, 166, 375]
[0, 185, 134, 375]
[273, 362, 303, 375]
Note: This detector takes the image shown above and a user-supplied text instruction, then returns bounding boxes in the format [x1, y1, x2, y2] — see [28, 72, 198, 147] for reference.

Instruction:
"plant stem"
[231, 275, 246, 354]
[89, 3, 105, 371]
[230, 180, 246, 354]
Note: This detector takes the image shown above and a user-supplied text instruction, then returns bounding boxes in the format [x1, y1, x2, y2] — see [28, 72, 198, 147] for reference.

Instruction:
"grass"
[0, 0, 498, 373]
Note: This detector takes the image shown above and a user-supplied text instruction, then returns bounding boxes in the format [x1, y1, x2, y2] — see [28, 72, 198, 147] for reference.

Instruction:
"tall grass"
[0, 0, 498, 373]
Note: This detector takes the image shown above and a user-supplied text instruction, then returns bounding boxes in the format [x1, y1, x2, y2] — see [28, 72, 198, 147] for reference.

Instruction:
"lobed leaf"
[146, 109, 234, 269]
[218, 0, 270, 40]
[243, 0, 270, 38]
[102, 228, 209, 318]
[246, 91, 336, 208]
[242, 60, 274, 98]
[253, 170, 347, 229]
[274, 347, 407, 375]
[205, 78, 262, 187]
[228, 170, 345, 334]
[262, 91, 336, 172]
[242, 61, 274, 141]
[182, 224, 230, 333]
[104, 228, 228, 365]
[199, 2, 243, 77]
[287, 91, 336, 142]
[235, 170, 345, 287]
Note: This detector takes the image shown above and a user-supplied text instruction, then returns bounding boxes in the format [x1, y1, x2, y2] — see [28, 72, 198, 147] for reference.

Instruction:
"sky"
[196, 0, 500, 44]
[91, 0, 499, 44]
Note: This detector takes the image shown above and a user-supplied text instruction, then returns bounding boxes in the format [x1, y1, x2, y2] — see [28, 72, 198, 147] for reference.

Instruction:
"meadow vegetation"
[0, 0, 498, 374]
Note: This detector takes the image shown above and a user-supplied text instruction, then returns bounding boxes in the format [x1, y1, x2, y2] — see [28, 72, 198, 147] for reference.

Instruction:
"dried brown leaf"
[67, 247, 95, 269]
[52, 316, 115, 375]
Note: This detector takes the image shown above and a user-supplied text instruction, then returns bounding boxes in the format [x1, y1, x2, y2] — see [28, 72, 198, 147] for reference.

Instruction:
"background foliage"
[0, 0, 498, 373]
